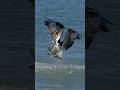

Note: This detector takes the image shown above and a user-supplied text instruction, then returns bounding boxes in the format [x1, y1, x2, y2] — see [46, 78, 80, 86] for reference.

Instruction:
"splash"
[35, 62, 85, 73]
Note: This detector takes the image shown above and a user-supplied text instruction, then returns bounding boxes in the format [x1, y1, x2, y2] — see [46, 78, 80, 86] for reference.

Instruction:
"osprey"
[44, 18, 81, 62]
[85, 7, 114, 49]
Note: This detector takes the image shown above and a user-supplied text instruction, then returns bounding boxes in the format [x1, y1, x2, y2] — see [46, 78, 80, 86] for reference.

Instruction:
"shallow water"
[35, 62, 85, 90]
[35, 0, 85, 90]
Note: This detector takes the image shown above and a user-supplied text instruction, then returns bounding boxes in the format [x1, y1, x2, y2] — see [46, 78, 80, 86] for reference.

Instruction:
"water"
[35, 0, 85, 90]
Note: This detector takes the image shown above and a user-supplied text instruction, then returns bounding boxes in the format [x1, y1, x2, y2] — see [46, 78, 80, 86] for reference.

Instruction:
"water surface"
[35, 0, 85, 90]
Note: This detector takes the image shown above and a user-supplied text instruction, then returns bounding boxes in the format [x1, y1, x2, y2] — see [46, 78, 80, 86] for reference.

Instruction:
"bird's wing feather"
[63, 29, 80, 50]
[44, 18, 64, 42]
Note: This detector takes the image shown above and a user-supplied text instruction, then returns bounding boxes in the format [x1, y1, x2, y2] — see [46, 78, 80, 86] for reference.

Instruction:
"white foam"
[35, 62, 85, 72]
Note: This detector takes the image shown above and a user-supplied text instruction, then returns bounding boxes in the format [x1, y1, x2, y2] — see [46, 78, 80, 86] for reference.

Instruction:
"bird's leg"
[59, 58, 64, 64]
[55, 49, 64, 63]
[57, 60, 64, 64]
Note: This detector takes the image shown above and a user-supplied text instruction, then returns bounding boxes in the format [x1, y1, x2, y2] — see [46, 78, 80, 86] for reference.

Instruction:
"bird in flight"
[44, 18, 81, 62]
[85, 7, 114, 49]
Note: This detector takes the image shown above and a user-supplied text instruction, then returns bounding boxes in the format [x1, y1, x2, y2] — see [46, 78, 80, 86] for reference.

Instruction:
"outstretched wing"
[86, 7, 114, 25]
[44, 18, 64, 43]
[63, 29, 81, 50]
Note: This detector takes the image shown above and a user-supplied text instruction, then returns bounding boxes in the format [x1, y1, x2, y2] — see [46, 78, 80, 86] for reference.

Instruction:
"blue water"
[35, 0, 85, 90]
